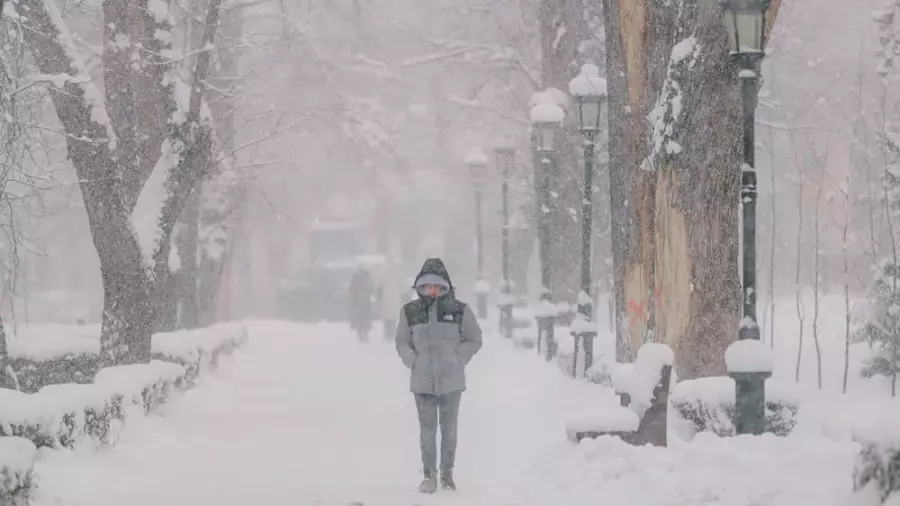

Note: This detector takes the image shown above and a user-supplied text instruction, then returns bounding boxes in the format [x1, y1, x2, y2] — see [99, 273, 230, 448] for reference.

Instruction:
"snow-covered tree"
[855, 260, 900, 396]
[855, 130, 900, 396]
[851, 0, 900, 397]
[8, 0, 228, 364]
[874, 0, 900, 77]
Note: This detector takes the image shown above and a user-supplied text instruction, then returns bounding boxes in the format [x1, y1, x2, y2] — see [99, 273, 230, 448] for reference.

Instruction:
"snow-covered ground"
[24, 318, 877, 506]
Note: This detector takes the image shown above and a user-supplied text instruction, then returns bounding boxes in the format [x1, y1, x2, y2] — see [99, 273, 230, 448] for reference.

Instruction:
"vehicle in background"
[277, 219, 384, 323]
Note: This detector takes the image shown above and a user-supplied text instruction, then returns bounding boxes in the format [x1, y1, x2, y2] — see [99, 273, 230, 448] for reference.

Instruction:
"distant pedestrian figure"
[347, 265, 375, 341]
[394, 258, 483, 493]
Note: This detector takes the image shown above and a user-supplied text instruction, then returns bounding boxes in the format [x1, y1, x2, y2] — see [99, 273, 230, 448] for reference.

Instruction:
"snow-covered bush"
[0, 437, 36, 505]
[854, 260, 900, 396]
[1, 322, 248, 393]
[585, 355, 614, 385]
[0, 323, 247, 450]
[0, 362, 183, 449]
[151, 322, 249, 386]
[854, 442, 900, 505]
[1, 353, 99, 393]
[670, 377, 800, 437]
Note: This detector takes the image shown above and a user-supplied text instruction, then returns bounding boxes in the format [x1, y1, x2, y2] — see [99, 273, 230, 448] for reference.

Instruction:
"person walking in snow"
[347, 265, 375, 341]
[394, 258, 483, 494]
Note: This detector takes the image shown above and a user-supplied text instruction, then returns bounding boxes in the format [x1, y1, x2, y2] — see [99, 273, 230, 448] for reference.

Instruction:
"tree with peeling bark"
[11, 0, 225, 364]
[601, 0, 782, 378]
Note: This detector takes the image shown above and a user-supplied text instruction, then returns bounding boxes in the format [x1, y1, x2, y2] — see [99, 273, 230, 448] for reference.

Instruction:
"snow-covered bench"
[0, 437, 36, 505]
[566, 343, 674, 447]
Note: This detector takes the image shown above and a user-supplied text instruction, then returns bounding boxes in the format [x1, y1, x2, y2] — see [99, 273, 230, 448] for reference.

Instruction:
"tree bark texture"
[17, 0, 156, 364]
[16, 0, 223, 364]
[174, 193, 201, 329]
[198, 4, 242, 327]
[602, 0, 747, 378]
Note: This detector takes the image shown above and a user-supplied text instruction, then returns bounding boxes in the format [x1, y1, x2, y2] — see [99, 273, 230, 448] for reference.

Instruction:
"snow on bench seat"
[566, 407, 641, 443]
[568, 343, 674, 446]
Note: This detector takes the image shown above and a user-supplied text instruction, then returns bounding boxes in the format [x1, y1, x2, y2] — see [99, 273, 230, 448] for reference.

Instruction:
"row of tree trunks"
[538, 0, 591, 307]
[169, 2, 242, 330]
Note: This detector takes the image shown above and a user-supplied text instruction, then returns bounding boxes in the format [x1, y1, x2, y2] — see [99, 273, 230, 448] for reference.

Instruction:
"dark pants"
[414, 391, 462, 476]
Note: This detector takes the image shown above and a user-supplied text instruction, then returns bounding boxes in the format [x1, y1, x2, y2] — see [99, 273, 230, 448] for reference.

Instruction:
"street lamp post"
[720, 0, 771, 343]
[568, 64, 608, 376]
[495, 144, 516, 339]
[529, 97, 564, 361]
[467, 147, 490, 320]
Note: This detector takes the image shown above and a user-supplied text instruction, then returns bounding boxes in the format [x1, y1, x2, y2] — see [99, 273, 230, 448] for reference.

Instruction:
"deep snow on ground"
[26, 319, 866, 506]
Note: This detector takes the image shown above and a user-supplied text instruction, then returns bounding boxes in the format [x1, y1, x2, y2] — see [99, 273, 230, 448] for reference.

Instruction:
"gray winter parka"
[395, 259, 483, 395]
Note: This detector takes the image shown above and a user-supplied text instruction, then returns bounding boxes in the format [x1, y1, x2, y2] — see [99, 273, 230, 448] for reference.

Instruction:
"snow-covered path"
[31, 320, 859, 506]
[31, 320, 584, 506]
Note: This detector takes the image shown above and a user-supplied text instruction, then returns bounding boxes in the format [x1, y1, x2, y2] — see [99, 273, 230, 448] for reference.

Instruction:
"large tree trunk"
[197, 3, 242, 327]
[198, 179, 239, 326]
[601, 0, 654, 361]
[174, 193, 201, 329]
[17, 0, 223, 364]
[0, 314, 7, 364]
[17, 0, 156, 364]
[602, 0, 756, 377]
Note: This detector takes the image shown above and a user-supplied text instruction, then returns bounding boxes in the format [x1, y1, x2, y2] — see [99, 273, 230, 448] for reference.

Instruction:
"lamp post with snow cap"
[568, 63, 608, 376]
[495, 143, 516, 339]
[529, 96, 564, 360]
[467, 147, 490, 320]
[725, 338, 773, 435]
[720, 0, 770, 341]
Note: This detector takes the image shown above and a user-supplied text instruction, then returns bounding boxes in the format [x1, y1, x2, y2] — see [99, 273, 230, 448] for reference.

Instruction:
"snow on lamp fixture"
[466, 148, 489, 186]
[529, 102, 564, 154]
[495, 145, 515, 178]
[720, 0, 770, 60]
[568, 64, 608, 135]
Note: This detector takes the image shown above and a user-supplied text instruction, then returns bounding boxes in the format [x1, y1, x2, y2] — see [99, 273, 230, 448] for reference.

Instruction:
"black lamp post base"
[538, 317, 556, 360]
[738, 321, 761, 341]
[572, 331, 597, 377]
[499, 304, 513, 338]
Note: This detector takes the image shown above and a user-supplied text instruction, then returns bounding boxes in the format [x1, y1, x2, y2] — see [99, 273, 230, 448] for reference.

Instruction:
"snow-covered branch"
[12, 0, 116, 150]
[645, 35, 700, 170]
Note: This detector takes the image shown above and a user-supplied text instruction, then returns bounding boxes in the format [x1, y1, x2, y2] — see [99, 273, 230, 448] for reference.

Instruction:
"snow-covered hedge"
[151, 323, 249, 386]
[670, 376, 799, 437]
[0, 323, 248, 450]
[0, 437, 36, 505]
[1, 322, 248, 393]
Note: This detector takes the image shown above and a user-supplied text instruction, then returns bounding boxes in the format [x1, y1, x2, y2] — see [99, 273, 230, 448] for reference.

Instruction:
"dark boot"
[418, 471, 437, 494]
[440, 470, 456, 491]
